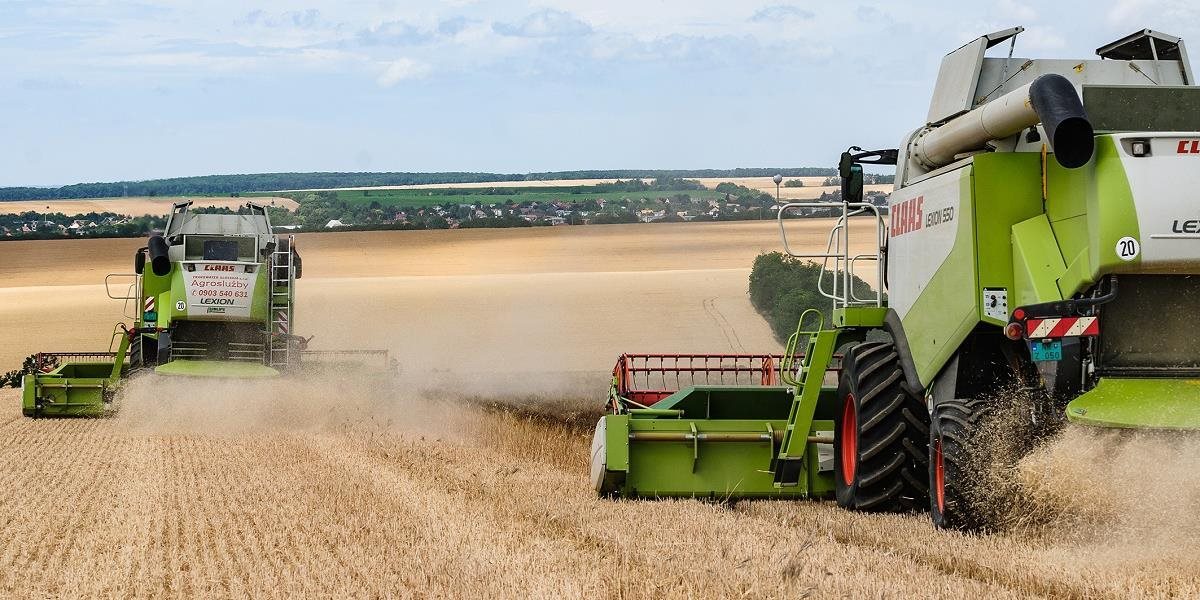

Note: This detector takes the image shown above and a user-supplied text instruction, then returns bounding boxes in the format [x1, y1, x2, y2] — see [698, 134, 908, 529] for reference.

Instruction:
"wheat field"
[0, 221, 1198, 598]
[0, 196, 297, 217]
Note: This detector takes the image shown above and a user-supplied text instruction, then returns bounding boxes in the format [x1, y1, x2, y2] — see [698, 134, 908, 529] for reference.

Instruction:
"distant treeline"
[0, 168, 836, 201]
[748, 252, 878, 343]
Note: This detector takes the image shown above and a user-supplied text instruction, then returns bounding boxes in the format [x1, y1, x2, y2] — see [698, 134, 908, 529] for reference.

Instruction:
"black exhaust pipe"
[148, 235, 171, 276]
[1030, 74, 1094, 169]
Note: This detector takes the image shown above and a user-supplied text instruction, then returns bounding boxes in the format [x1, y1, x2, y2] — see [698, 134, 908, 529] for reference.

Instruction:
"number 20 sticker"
[1115, 236, 1140, 261]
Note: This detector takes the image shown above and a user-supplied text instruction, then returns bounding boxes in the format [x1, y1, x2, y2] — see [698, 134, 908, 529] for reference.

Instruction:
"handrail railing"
[105, 273, 141, 301]
[776, 202, 887, 311]
[781, 309, 825, 387]
[33, 352, 122, 373]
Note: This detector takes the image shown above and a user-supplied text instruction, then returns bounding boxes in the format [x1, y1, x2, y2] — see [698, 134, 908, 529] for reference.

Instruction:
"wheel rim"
[840, 393, 857, 485]
[934, 437, 946, 514]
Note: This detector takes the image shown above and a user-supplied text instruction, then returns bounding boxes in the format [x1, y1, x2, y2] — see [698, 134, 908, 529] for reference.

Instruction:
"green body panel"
[900, 167, 979, 388]
[167, 269, 185, 327]
[1011, 215, 1068, 307]
[254, 269, 270, 321]
[154, 360, 280, 378]
[1044, 159, 1088, 246]
[1048, 136, 1141, 297]
[971, 154, 1047, 326]
[1067, 378, 1200, 429]
[598, 386, 839, 498]
[901, 156, 1048, 386]
[834, 306, 887, 328]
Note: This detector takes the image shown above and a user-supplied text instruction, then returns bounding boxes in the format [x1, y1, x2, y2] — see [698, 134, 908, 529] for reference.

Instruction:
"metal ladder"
[268, 236, 295, 369]
[769, 202, 888, 485]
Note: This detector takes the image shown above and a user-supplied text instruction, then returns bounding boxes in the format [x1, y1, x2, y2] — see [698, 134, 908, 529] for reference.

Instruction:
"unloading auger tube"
[909, 73, 1094, 170]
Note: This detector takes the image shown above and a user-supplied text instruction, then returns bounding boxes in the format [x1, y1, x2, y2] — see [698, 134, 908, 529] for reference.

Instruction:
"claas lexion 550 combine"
[21, 201, 391, 417]
[592, 27, 1200, 529]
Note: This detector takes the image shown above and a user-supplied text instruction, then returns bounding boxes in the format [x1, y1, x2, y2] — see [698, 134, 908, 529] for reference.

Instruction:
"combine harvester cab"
[593, 27, 1200, 529]
[22, 201, 391, 417]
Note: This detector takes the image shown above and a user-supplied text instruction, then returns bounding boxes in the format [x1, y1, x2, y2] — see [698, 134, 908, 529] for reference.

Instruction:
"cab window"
[184, 236, 256, 261]
[203, 240, 239, 261]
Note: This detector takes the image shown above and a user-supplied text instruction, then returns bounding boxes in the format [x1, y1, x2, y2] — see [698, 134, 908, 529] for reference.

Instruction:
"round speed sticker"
[1115, 236, 1140, 261]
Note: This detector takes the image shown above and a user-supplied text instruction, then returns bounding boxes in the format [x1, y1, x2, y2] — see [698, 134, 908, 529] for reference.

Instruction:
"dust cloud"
[1012, 426, 1200, 551]
[109, 366, 606, 439]
[948, 386, 1200, 577]
[109, 370, 451, 437]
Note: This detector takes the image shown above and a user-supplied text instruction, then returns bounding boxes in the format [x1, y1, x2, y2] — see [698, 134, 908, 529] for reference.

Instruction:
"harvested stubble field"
[0, 220, 1198, 598]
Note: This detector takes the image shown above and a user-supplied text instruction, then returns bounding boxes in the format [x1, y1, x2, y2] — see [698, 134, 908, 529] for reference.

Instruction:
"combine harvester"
[21, 201, 390, 417]
[592, 27, 1200, 529]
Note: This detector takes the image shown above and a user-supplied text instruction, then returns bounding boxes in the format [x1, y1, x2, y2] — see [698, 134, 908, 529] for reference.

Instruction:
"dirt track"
[0, 222, 1197, 597]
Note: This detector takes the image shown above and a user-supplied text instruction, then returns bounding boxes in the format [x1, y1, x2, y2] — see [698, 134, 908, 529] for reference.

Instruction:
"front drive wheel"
[833, 342, 929, 512]
[929, 399, 990, 531]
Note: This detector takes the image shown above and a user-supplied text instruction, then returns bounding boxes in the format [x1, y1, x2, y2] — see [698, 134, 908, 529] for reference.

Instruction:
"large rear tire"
[833, 342, 929, 512]
[929, 399, 990, 530]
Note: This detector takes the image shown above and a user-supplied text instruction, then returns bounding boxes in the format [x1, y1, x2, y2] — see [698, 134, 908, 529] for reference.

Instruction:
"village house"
[67, 220, 97, 232]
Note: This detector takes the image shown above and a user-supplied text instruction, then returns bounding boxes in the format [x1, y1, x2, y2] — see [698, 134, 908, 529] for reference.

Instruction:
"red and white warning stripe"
[1025, 316, 1099, 338]
[144, 297, 156, 313]
[275, 310, 289, 334]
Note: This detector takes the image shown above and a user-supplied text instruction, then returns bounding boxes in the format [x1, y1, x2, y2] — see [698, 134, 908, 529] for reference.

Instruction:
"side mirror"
[839, 151, 854, 180]
[134, 249, 147, 275]
[842, 164, 864, 204]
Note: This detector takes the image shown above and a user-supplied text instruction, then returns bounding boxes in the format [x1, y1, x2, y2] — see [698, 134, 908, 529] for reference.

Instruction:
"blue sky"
[0, 0, 1195, 186]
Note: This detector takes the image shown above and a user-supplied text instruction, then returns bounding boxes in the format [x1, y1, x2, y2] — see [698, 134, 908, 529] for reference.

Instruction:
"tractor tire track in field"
[702, 296, 746, 353]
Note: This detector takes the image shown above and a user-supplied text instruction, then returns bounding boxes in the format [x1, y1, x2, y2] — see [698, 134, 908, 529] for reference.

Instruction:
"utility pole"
[772, 174, 783, 220]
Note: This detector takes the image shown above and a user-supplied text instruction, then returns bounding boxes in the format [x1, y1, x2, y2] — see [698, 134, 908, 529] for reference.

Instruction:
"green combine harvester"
[592, 27, 1200, 529]
[21, 200, 389, 417]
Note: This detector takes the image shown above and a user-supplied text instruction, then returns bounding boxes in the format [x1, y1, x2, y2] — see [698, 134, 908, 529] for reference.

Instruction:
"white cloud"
[493, 9, 591, 38]
[749, 5, 815, 23]
[1106, 0, 1153, 25]
[1022, 27, 1066, 50]
[1107, 0, 1199, 28]
[998, 0, 1037, 22]
[376, 57, 431, 86]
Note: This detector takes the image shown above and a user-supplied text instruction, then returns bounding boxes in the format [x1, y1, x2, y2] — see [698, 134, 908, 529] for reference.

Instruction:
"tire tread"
[834, 341, 929, 512]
